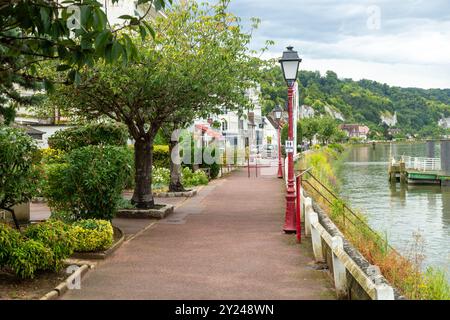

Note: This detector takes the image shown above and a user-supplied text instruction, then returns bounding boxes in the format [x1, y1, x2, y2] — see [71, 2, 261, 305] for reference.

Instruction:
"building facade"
[340, 124, 370, 140]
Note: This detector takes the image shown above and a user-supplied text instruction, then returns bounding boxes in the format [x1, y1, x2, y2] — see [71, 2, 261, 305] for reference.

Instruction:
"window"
[222, 120, 228, 132]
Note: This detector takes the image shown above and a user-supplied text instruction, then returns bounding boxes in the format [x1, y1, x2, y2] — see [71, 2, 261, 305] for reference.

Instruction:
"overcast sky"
[225, 0, 450, 89]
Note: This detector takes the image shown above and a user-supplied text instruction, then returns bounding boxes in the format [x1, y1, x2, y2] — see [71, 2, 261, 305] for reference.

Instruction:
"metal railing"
[299, 169, 399, 256]
[401, 155, 441, 172]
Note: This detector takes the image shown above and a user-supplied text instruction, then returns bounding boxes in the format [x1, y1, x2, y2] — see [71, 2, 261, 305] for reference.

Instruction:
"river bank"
[299, 144, 450, 300]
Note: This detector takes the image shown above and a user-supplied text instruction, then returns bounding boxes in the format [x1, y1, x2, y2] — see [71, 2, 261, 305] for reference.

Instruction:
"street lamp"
[274, 105, 283, 179]
[279, 46, 302, 234]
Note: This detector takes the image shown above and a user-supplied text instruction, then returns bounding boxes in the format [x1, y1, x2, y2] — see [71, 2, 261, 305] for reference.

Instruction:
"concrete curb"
[39, 264, 90, 300]
[153, 188, 198, 198]
[117, 203, 174, 219]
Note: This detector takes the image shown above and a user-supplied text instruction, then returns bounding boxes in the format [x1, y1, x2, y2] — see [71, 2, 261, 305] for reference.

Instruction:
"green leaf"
[118, 15, 135, 20]
[74, 71, 81, 85]
[94, 8, 107, 31]
[111, 41, 123, 61]
[138, 25, 147, 40]
[95, 30, 110, 50]
[56, 64, 72, 72]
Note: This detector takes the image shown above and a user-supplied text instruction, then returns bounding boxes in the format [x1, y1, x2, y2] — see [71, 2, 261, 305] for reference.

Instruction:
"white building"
[192, 86, 265, 155]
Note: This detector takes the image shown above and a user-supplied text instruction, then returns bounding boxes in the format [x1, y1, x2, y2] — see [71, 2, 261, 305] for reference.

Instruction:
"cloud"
[225, 0, 450, 88]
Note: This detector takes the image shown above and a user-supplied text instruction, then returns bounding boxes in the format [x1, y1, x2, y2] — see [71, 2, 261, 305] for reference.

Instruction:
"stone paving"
[60, 169, 335, 300]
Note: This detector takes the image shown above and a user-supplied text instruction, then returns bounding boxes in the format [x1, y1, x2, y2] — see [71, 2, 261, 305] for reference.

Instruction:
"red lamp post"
[274, 105, 283, 179]
[279, 46, 302, 234]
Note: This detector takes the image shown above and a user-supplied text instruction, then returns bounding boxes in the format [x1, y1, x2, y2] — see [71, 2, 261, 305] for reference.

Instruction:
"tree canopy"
[0, 0, 171, 122]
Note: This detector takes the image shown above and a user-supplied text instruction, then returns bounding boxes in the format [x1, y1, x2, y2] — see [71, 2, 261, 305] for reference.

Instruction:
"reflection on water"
[339, 143, 450, 274]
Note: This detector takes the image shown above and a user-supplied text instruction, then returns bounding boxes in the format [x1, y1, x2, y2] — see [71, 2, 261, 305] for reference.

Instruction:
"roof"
[195, 124, 223, 140]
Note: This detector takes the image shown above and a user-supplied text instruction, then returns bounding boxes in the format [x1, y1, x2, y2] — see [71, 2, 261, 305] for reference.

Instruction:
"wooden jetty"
[389, 156, 450, 186]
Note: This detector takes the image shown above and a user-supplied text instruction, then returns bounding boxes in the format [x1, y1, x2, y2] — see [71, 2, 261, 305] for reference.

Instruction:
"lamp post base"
[283, 192, 296, 233]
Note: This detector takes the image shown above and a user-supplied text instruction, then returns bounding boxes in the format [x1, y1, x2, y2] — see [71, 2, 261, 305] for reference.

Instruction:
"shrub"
[328, 143, 345, 154]
[44, 145, 132, 221]
[8, 239, 54, 278]
[0, 223, 55, 279]
[0, 223, 21, 265]
[181, 167, 209, 187]
[153, 145, 170, 168]
[24, 220, 75, 269]
[48, 122, 128, 152]
[71, 219, 114, 252]
[0, 126, 40, 209]
[40, 147, 65, 165]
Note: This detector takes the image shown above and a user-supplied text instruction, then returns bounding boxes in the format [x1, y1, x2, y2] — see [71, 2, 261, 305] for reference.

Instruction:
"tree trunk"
[131, 137, 155, 209]
[169, 136, 185, 192]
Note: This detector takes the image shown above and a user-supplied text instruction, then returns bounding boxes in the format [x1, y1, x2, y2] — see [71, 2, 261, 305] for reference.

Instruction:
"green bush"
[0, 223, 56, 279]
[181, 167, 209, 187]
[24, 220, 75, 269]
[44, 145, 132, 221]
[0, 219, 115, 278]
[48, 122, 128, 152]
[71, 219, 114, 252]
[153, 145, 170, 168]
[8, 239, 54, 278]
[328, 143, 345, 153]
[0, 223, 21, 265]
[0, 126, 40, 209]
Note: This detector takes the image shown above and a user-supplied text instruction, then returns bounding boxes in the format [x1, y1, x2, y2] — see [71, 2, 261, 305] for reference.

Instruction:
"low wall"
[0, 202, 30, 224]
[300, 189, 404, 300]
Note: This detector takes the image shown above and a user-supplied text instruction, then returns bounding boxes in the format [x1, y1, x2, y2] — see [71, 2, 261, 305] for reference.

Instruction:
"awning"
[195, 124, 223, 140]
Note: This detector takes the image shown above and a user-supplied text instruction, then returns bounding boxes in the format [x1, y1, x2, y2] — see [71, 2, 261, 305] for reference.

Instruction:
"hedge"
[153, 145, 170, 168]
[48, 122, 128, 152]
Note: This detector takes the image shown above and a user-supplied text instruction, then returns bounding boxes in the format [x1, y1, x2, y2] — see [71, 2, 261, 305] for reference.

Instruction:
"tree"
[0, 0, 171, 122]
[302, 117, 319, 145]
[50, 1, 259, 208]
[317, 116, 338, 145]
[0, 126, 40, 228]
[331, 128, 348, 143]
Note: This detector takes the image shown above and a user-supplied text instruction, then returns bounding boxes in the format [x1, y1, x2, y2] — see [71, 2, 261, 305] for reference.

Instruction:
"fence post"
[331, 236, 348, 299]
[309, 211, 324, 262]
[295, 175, 301, 243]
[304, 197, 312, 236]
[375, 284, 395, 300]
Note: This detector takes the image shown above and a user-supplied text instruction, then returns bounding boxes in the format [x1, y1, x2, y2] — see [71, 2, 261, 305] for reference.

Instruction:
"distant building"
[388, 128, 402, 136]
[340, 124, 370, 140]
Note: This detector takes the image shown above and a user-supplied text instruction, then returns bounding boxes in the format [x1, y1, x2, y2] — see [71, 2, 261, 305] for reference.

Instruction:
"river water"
[338, 142, 449, 275]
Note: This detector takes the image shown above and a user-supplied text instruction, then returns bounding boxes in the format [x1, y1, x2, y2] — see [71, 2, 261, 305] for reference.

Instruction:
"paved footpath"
[63, 169, 335, 300]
